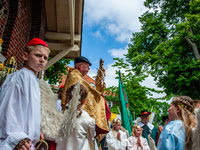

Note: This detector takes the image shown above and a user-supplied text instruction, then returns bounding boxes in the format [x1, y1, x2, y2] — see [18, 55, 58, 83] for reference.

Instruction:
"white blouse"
[126, 136, 150, 150]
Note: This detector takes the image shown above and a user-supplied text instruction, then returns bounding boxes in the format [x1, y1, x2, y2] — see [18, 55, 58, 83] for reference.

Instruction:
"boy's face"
[23, 46, 49, 75]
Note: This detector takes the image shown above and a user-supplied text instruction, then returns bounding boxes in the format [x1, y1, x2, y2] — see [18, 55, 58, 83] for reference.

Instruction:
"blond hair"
[26, 45, 50, 54]
[131, 124, 142, 137]
[111, 118, 121, 126]
[172, 96, 196, 150]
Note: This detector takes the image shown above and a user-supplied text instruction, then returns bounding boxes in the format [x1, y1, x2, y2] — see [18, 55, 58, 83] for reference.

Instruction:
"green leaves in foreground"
[45, 58, 71, 85]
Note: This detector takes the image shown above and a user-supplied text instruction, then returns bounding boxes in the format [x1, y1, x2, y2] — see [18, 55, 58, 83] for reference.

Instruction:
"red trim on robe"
[49, 141, 56, 150]
[101, 94, 111, 121]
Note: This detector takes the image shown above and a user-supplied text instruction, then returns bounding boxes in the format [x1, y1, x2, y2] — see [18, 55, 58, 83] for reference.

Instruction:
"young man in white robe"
[0, 38, 50, 150]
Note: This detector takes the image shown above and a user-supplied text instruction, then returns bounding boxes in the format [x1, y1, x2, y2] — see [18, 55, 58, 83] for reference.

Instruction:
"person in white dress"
[56, 82, 96, 150]
[106, 118, 127, 150]
[127, 125, 150, 150]
[0, 38, 50, 150]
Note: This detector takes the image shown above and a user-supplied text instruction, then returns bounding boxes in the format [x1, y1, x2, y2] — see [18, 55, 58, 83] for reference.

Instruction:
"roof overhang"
[44, 0, 84, 70]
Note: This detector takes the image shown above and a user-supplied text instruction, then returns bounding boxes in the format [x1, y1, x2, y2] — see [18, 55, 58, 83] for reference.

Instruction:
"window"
[107, 101, 113, 108]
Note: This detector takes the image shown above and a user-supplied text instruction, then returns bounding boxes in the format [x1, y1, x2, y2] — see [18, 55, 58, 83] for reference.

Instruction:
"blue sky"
[68, 0, 164, 98]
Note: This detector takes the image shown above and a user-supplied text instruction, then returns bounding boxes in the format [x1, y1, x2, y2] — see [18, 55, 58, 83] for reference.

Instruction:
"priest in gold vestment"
[61, 56, 109, 136]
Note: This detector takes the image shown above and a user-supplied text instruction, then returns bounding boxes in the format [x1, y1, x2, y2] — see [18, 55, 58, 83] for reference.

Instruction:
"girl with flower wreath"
[157, 96, 196, 150]
[126, 124, 150, 150]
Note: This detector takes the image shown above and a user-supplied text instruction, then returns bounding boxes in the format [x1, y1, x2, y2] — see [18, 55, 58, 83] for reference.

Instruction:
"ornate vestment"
[61, 68, 109, 135]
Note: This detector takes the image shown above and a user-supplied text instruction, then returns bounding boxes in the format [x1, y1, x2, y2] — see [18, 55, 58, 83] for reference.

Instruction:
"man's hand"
[14, 139, 31, 150]
[117, 132, 121, 141]
[158, 126, 163, 136]
[40, 132, 44, 140]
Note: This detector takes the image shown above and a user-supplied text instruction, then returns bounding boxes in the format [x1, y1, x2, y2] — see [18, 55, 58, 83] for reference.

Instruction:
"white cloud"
[105, 47, 129, 87]
[104, 62, 129, 88]
[141, 75, 166, 98]
[84, 0, 148, 42]
[105, 63, 119, 87]
[108, 48, 127, 58]
[92, 30, 105, 41]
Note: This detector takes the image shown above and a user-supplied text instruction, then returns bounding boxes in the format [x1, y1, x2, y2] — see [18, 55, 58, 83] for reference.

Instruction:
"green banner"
[118, 71, 133, 136]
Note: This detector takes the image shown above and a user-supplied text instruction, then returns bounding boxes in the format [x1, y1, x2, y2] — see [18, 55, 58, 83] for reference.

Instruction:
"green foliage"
[104, 0, 200, 127]
[105, 58, 169, 126]
[126, 0, 200, 99]
[45, 58, 71, 85]
[144, 0, 190, 23]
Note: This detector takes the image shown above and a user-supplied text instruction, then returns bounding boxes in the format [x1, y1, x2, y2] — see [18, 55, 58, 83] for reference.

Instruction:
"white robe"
[106, 130, 127, 150]
[0, 67, 41, 150]
[126, 136, 150, 150]
[56, 110, 96, 150]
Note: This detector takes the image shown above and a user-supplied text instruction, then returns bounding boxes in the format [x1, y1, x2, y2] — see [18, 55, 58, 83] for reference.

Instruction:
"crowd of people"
[0, 38, 199, 150]
[103, 95, 198, 150]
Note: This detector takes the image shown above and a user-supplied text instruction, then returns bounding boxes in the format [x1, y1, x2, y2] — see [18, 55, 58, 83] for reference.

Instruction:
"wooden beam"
[46, 32, 81, 41]
[44, 45, 79, 70]
[56, 0, 61, 32]
[78, 0, 83, 35]
[48, 43, 80, 50]
[69, 0, 74, 45]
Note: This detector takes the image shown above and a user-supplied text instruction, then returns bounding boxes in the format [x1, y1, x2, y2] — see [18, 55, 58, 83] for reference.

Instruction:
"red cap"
[60, 85, 64, 88]
[27, 38, 49, 48]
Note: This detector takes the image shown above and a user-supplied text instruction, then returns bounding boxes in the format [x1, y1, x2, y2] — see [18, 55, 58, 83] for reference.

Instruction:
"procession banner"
[118, 70, 133, 136]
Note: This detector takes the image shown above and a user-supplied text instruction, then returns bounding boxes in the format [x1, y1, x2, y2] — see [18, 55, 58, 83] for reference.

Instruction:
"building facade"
[0, 0, 83, 70]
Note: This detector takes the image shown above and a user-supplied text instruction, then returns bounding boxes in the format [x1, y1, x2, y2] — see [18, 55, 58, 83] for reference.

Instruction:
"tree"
[126, 0, 200, 99]
[105, 58, 169, 126]
[45, 58, 71, 85]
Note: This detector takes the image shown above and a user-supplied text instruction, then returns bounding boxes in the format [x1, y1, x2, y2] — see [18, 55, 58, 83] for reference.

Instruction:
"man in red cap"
[0, 38, 50, 150]
[138, 110, 158, 146]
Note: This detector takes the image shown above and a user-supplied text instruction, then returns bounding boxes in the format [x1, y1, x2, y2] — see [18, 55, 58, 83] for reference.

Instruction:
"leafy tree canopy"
[45, 58, 71, 85]
[126, 0, 200, 99]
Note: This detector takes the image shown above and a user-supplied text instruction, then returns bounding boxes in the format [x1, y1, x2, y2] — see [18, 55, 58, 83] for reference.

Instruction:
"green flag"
[118, 71, 133, 136]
